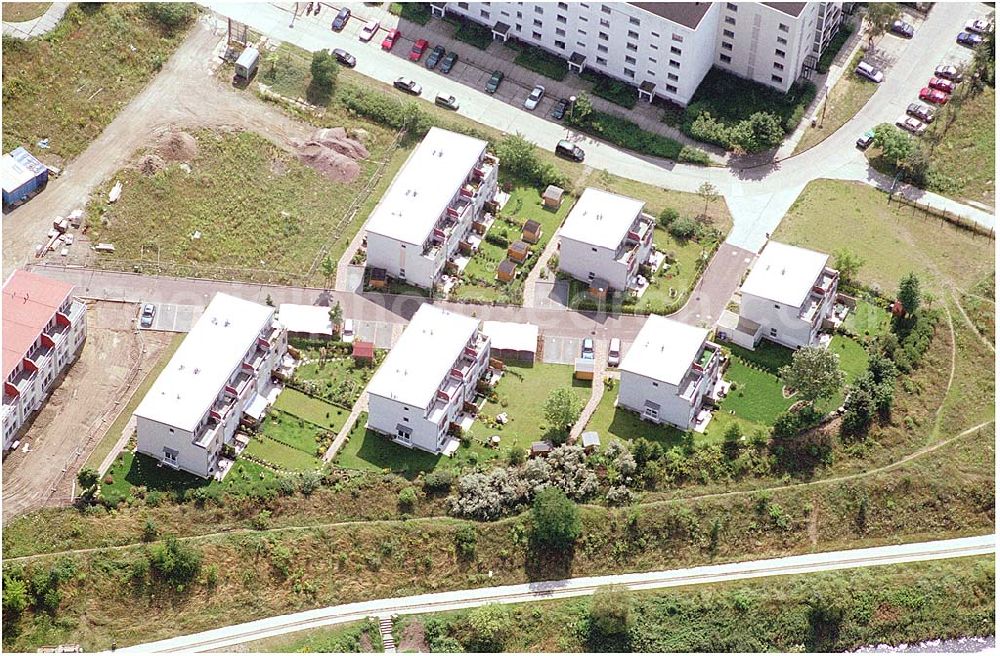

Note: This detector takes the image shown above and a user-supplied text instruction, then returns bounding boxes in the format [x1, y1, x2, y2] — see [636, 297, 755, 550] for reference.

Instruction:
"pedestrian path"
[378, 616, 396, 653]
[2, 3, 69, 39]
[569, 343, 607, 441]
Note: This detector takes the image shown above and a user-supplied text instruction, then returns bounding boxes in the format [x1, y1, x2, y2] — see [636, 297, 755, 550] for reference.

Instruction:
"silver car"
[524, 84, 546, 110]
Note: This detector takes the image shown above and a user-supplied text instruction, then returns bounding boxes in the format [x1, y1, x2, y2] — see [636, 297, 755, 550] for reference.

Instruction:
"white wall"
[617, 371, 697, 429]
[559, 237, 629, 291]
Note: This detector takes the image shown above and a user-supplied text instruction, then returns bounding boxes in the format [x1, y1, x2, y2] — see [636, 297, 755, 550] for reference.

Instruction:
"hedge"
[511, 42, 568, 81]
[580, 69, 638, 109]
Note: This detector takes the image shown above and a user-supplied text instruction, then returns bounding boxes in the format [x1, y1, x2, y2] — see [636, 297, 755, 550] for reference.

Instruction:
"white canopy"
[278, 304, 333, 336]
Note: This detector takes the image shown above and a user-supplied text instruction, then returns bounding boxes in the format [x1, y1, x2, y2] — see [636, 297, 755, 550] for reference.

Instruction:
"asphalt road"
[116, 534, 995, 653]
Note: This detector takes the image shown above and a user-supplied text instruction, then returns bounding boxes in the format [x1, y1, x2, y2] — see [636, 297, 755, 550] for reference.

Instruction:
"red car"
[409, 38, 429, 61]
[919, 87, 949, 104]
[381, 28, 401, 50]
[927, 77, 956, 94]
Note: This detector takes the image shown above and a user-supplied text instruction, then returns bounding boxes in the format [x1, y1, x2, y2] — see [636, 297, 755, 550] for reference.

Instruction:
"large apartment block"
[558, 188, 654, 293]
[733, 241, 840, 350]
[367, 305, 490, 454]
[617, 315, 724, 431]
[437, 2, 843, 104]
[365, 127, 499, 289]
[135, 293, 287, 479]
[2, 270, 87, 450]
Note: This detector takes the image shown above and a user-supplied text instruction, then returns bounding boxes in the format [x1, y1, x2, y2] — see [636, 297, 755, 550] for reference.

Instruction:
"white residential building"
[2, 270, 87, 450]
[617, 315, 724, 431]
[558, 188, 654, 292]
[134, 294, 288, 479]
[733, 241, 840, 350]
[365, 127, 499, 289]
[367, 305, 490, 454]
[436, 2, 843, 104]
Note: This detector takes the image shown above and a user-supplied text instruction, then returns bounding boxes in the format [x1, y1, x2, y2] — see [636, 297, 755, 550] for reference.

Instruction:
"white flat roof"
[367, 304, 480, 410]
[135, 293, 274, 433]
[559, 188, 645, 251]
[365, 127, 486, 246]
[2, 153, 34, 194]
[740, 241, 830, 308]
[481, 320, 538, 354]
[619, 315, 708, 386]
[278, 303, 333, 336]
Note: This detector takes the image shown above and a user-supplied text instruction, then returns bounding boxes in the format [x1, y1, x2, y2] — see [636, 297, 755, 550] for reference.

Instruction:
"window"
[480, 9, 489, 18]
[650, 43, 658, 50]
[399, 267, 406, 277]
[534, 5, 543, 14]
[625, 55, 636, 64]
[501, 10, 509, 17]
[515, 23, 521, 31]
[555, 39, 566, 49]
[778, 23, 789, 32]
[651, 31, 660, 38]
[629, 16, 640, 26]
[556, 27, 565, 36]
[558, 1, 568, 8]
[723, 29, 734, 38]
[775, 48, 785, 58]
[600, 17, 610, 27]
[665, 83, 678, 93]
[773, 62, 784, 71]
[458, 2, 468, 9]
[577, 41, 586, 48]
[597, 43, 608, 53]
[726, 2, 738, 10]
[769, 328, 778, 337]
[672, 33, 683, 42]
[720, 53, 732, 63]
[516, 11, 522, 18]
[777, 36, 787, 45]
[601, 4, 611, 14]
[557, 14, 567, 23]
[721, 41, 733, 51]
[532, 30, 542, 39]
[623, 68, 635, 78]
[670, 46, 682, 55]
[626, 42, 637, 51]
[578, 28, 587, 35]
[628, 30, 639, 39]
[644, 404, 659, 420]
[647, 69, 655, 76]
[725, 16, 736, 25]
[771, 74, 783, 83]
[773, 304, 781, 309]
[669, 59, 680, 68]
[596, 56, 608, 65]
[648, 56, 657, 63]
[599, 31, 608, 40]
[667, 72, 679, 81]
[533, 18, 542, 27]
[579, 15, 588, 22]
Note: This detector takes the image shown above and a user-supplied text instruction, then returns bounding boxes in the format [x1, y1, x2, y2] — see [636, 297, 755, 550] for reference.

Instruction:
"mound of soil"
[293, 127, 369, 183]
[158, 130, 198, 162]
[139, 154, 165, 175]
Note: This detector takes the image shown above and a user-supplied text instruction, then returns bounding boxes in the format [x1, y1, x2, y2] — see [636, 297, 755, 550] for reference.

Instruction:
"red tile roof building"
[3, 270, 87, 450]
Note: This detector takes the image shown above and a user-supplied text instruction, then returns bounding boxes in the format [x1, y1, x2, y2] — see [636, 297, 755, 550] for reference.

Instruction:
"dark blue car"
[331, 7, 350, 31]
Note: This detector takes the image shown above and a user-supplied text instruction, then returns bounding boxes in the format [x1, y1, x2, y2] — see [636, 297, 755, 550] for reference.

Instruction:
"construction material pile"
[293, 127, 369, 183]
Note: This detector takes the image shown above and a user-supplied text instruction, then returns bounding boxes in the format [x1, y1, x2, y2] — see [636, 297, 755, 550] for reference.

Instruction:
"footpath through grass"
[926, 86, 996, 208]
[794, 52, 876, 154]
[2, 3, 191, 163]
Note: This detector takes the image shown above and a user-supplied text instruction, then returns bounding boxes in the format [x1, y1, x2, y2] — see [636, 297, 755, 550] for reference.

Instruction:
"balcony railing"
[194, 419, 221, 448]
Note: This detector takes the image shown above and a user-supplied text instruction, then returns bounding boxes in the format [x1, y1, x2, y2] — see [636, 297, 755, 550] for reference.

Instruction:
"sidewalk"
[2, 2, 69, 39]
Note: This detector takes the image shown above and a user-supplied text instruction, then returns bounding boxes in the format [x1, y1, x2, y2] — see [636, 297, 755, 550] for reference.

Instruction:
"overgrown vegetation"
[509, 40, 568, 81]
[580, 68, 638, 109]
[567, 94, 691, 161]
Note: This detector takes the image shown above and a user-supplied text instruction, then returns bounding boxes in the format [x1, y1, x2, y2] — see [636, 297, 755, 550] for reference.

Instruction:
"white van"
[608, 338, 621, 367]
[855, 61, 884, 83]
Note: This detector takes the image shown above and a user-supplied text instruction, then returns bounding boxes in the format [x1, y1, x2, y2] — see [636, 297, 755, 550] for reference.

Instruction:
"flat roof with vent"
[559, 188, 645, 251]
[619, 315, 708, 386]
[365, 127, 487, 247]
[134, 293, 275, 433]
[366, 304, 481, 410]
[740, 241, 830, 308]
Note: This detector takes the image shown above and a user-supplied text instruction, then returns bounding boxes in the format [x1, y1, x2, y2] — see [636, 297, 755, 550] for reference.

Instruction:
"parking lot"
[347, 318, 397, 349]
[138, 302, 204, 332]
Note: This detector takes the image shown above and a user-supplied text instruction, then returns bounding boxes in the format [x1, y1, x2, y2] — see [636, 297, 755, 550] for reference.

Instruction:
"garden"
[288, 339, 383, 408]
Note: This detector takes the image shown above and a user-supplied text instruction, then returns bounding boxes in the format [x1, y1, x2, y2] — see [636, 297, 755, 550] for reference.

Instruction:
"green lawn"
[479, 363, 591, 448]
[244, 433, 323, 471]
[585, 382, 686, 448]
[726, 340, 793, 375]
[830, 334, 870, 385]
[718, 359, 793, 426]
[258, 409, 330, 455]
[335, 413, 444, 476]
[292, 352, 379, 409]
[926, 86, 995, 208]
[844, 297, 892, 339]
[634, 228, 717, 314]
[793, 51, 877, 154]
[100, 450, 277, 501]
[272, 388, 347, 431]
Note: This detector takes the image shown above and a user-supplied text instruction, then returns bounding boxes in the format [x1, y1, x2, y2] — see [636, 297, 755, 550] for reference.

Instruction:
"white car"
[524, 84, 546, 110]
[966, 18, 993, 34]
[607, 338, 621, 367]
[896, 114, 927, 135]
[855, 61, 884, 83]
[342, 318, 354, 342]
[359, 19, 380, 42]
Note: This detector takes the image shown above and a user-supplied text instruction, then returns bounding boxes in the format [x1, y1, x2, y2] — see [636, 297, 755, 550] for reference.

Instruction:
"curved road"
[117, 534, 995, 653]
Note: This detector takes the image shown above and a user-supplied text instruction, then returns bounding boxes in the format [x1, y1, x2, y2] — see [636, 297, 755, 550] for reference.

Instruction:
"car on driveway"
[332, 48, 356, 68]
[485, 70, 504, 94]
[556, 139, 585, 161]
[855, 60, 884, 83]
[890, 19, 914, 38]
[933, 64, 963, 82]
[856, 129, 875, 150]
[966, 18, 993, 34]
[435, 93, 459, 110]
[140, 303, 156, 328]
[359, 19, 380, 42]
[425, 44, 445, 69]
[393, 77, 422, 95]
[331, 6, 350, 31]
[382, 29, 401, 50]
[919, 87, 949, 104]
[928, 76, 956, 94]
[581, 338, 594, 359]
[551, 97, 570, 120]
[896, 114, 927, 135]
[409, 38, 429, 61]
[440, 51, 459, 74]
[524, 84, 545, 110]
[906, 102, 936, 123]
[957, 31, 983, 47]
[608, 338, 621, 367]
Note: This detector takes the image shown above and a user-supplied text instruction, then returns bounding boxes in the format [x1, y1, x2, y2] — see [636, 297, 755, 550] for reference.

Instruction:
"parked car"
[919, 87, 949, 104]
[608, 338, 621, 367]
[933, 65, 963, 82]
[890, 19, 914, 38]
[957, 31, 983, 47]
[555, 139, 585, 161]
[524, 84, 546, 110]
[342, 319, 354, 341]
[928, 77, 956, 94]
[140, 303, 156, 328]
[581, 338, 595, 359]
[435, 93, 460, 110]
[382, 28, 401, 50]
[332, 48, 356, 68]
[855, 60, 884, 83]
[408, 38, 429, 61]
[331, 6, 350, 31]
[425, 44, 446, 69]
[440, 51, 459, 74]
[896, 114, 927, 135]
[551, 97, 570, 120]
[856, 129, 875, 150]
[485, 69, 504, 94]
[966, 18, 993, 34]
[393, 77, 422, 95]
[906, 102, 936, 123]
[359, 19, 380, 42]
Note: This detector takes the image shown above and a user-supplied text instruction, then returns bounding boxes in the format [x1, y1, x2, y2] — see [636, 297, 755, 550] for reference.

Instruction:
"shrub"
[568, 105, 683, 159]
[141, 517, 158, 542]
[589, 585, 632, 647]
[465, 604, 512, 652]
[398, 486, 418, 510]
[658, 207, 680, 227]
[668, 216, 699, 240]
[772, 405, 825, 440]
[299, 471, 322, 496]
[2, 573, 28, 620]
[144, 3, 195, 30]
[149, 536, 202, 588]
[512, 41, 568, 81]
[507, 446, 527, 466]
[530, 487, 581, 549]
[423, 470, 455, 494]
[678, 145, 711, 164]
[581, 69, 638, 108]
[455, 523, 477, 558]
[308, 50, 339, 105]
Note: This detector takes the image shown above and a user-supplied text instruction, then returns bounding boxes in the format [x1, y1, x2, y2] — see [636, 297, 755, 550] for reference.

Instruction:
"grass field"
[245, 433, 323, 471]
[272, 389, 347, 431]
[793, 51, 876, 154]
[585, 383, 686, 448]
[333, 413, 453, 476]
[84, 333, 184, 470]
[843, 297, 892, 339]
[718, 359, 793, 425]
[1, 2, 51, 21]
[241, 618, 383, 653]
[2, 3, 190, 162]
[774, 180, 995, 295]
[100, 450, 277, 501]
[926, 87, 995, 208]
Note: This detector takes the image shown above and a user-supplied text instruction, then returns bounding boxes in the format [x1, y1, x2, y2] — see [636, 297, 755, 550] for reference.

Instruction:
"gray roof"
[628, 3, 714, 29]
[761, 2, 808, 17]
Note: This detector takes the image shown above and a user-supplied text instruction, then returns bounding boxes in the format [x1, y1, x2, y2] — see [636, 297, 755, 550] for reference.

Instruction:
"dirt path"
[2, 14, 315, 280]
[951, 288, 996, 354]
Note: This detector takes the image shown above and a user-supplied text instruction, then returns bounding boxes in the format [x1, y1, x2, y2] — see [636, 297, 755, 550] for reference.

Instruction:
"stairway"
[378, 616, 396, 653]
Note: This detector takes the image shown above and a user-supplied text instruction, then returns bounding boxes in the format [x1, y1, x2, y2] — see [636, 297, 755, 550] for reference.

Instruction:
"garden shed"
[521, 219, 543, 244]
[235, 45, 260, 80]
[2, 147, 48, 207]
[507, 240, 531, 263]
[542, 185, 564, 209]
[581, 431, 601, 453]
[497, 259, 517, 283]
[352, 340, 375, 364]
[574, 357, 595, 380]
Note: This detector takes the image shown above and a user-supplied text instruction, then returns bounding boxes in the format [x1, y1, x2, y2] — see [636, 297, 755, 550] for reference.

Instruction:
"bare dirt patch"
[398, 621, 429, 653]
[293, 127, 369, 183]
[158, 129, 199, 162]
[138, 153, 166, 176]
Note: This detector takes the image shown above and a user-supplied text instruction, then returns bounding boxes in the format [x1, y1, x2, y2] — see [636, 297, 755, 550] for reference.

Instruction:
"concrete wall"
[617, 370, 696, 429]
[559, 236, 629, 291]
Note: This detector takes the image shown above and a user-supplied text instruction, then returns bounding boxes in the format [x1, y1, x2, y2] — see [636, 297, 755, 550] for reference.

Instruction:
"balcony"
[194, 418, 221, 448]
[58, 299, 86, 327]
[210, 395, 237, 423]
[626, 215, 654, 246]
[812, 268, 838, 296]
[800, 292, 825, 324]
[25, 345, 53, 375]
[692, 344, 719, 374]
[225, 370, 253, 399]
[242, 347, 266, 374]
[258, 324, 281, 350]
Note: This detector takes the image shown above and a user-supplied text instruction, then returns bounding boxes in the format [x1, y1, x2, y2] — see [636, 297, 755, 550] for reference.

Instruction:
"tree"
[864, 3, 901, 49]
[149, 536, 202, 588]
[495, 133, 540, 182]
[658, 207, 680, 227]
[589, 585, 632, 646]
[567, 92, 594, 126]
[329, 301, 343, 334]
[971, 25, 995, 89]
[668, 216, 699, 240]
[697, 181, 720, 220]
[832, 249, 863, 286]
[872, 123, 914, 167]
[728, 112, 785, 153]
[465, 604, 512, 652]
[779, 347, 846, 406]
[897, 273, 921, 316]
[146, 3, 195, 30]
[901, 143, 932, 186]
[531, 487, 581, 549]
[543, 387, 582, 442]
[722, 421, 743, 459]
[397, 486, 418, 511]
[840, 383, 875, 437]
[76, 467, 99, 490]
[321, 255, 335, 281]
[2, 573, 28, 619]
[308, 50, 339, 105]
